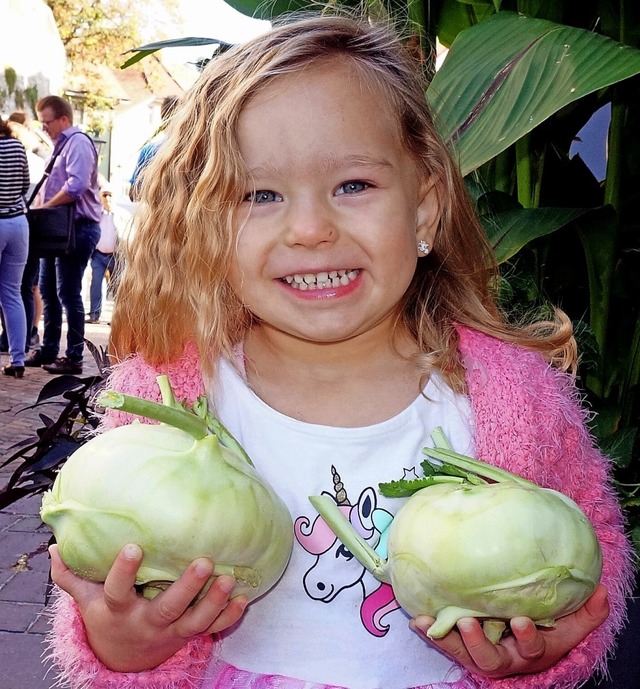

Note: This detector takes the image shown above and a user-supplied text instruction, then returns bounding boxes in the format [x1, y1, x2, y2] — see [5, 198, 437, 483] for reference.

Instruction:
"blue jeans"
[0, 214, 28, 366]
[39, 218, 100, 363]
[88, 250, 115, 320]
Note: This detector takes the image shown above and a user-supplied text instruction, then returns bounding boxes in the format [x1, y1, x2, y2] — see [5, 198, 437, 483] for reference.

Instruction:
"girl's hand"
[411, 584, 609, 678]
[50, 543, 249, 672]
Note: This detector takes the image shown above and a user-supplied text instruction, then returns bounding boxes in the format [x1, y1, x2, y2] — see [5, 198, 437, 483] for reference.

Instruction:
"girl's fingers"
[509, 617, 547, 660]
[101, 544, 144, 611]
[159, 569, 249, 638]
[205, 594, 249, 634]
[151, 558, 216, 627]
[53, 545, 249, 638]
[184, 574, 245, 635]
[575, 584, 610, 631]
[452, 618, 503, 671]
[411, 617, 474, 667]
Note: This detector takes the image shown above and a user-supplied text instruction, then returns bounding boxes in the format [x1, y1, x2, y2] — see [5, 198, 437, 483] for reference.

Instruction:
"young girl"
[47, 13, 633, 689]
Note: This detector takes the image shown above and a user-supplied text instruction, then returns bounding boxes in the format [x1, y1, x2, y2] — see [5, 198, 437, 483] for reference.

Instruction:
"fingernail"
[510, 617, 529, 632]
[123, 544, 141, 560]
[194, 560, 211, 577]
[238, 597, 249, 612]
[457, 618, 475, 632]
[217, 576, 236, 594]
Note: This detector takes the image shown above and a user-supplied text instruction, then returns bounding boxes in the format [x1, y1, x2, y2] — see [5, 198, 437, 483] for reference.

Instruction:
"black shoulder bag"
[26, 132, 95, 257]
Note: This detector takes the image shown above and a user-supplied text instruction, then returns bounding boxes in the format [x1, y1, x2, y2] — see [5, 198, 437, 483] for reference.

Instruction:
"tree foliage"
[46, 0, 156, 69]
[44, 0, 180, 133]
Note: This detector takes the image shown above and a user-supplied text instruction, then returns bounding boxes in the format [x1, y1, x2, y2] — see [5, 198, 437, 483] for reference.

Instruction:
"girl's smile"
[280, 268, 361, 299]
[230, 57, 439, 346]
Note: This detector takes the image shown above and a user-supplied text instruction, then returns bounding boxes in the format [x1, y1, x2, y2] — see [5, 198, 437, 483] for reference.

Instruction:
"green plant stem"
[584, 93, 625, 398]
[516, 134, 533, 209]
[206, 414, 254, 467]
[157, 375, 179, 408]
[407, 0, 427, 50]
[308, 495, 390, 583]
[587, 3, 629, 399]
[422, 446, 537, 488]
[98, 391, 208, 440]
[621, 315, 640, 427]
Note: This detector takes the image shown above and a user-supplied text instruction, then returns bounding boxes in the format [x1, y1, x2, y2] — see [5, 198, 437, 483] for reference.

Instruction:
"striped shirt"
[0, 136, 29, 218]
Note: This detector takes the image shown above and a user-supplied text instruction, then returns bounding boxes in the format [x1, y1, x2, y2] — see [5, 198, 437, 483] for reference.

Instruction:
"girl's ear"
[415, 177, 441, 249]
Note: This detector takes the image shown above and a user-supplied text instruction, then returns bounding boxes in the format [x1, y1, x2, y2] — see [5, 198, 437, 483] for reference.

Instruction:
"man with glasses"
[24, 96, 101, 375]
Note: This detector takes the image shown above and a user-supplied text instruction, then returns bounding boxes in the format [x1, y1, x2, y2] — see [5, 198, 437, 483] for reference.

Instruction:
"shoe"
[24, 350, 55, 367]
[42, 357, 83, 375]
[2, 364, 25, 378]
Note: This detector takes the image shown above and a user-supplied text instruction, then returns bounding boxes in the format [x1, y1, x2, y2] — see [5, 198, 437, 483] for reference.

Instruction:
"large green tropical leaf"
[427, 11, 640, 176]
[482, 206, 590, 263]
[436, 0, 497, 47]
[120, 37, 232, 68]
[225, 0, 336, 21]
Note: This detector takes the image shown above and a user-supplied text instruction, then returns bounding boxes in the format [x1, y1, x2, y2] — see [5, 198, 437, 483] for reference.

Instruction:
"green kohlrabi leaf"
[427, 11, 640, 176]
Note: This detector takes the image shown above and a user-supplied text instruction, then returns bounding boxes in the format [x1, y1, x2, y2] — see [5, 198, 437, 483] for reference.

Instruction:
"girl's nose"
[283, 197, 337, 248]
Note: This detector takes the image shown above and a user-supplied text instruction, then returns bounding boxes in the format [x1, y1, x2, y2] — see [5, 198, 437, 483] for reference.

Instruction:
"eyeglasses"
[39, 117, 59, 126]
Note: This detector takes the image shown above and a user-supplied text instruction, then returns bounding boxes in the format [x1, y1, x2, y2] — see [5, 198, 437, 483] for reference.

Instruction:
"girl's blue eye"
[337, 181, 368, 195]
[244, 190, 281, 203]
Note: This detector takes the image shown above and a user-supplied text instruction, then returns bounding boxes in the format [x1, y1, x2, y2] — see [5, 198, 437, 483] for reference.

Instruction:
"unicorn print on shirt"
[294, 466, 401, 637]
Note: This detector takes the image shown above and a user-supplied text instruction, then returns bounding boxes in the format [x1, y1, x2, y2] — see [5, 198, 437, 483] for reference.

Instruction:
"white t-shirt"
[96, 211, 118, 253]
[207, 358, 475, 689]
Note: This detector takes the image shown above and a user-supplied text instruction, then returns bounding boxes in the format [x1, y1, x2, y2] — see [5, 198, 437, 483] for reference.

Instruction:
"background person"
[128, 95, 180, 202]
[86, 187, 122, 324]
[0, 111, 50, 354]
[0, 116, 29, 378]
[24, 95, 101, 375]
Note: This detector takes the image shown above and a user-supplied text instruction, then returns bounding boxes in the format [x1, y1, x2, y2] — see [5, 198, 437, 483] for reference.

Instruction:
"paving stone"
[8, 495, 47, 516]
[0, 531, 51, 567]
[0, 512, 21, 530]
[0, 600, 45, 632]
[0, 630, 54, 689]
[0, 568, 50, 604]
[9, 515, 47, 533]
[29, 610, 53, 635]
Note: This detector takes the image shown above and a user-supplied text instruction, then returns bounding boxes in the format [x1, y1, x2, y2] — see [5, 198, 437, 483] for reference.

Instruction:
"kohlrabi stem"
[157, 375, 180, 409]
[431, 426, 453, 450]
[206, 414, 254, 467]
[423, 444, 537, 488]
[308, 495, 391, 584]
[98, 391, 209, 441]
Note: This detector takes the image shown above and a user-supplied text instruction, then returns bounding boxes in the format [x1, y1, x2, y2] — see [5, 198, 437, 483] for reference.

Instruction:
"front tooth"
[317, 272, 329, 283]
[303, 273, 316, 285]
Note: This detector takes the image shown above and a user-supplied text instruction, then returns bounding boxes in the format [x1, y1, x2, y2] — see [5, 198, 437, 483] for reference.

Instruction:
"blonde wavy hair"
[110, 11, 576, 391]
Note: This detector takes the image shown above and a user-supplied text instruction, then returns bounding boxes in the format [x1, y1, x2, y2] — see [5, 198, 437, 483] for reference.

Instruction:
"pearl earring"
[417, 240, 430, 255]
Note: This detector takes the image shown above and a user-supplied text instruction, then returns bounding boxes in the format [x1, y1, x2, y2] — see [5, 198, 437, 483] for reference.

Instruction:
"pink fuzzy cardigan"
[45, 327, 635, 689]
